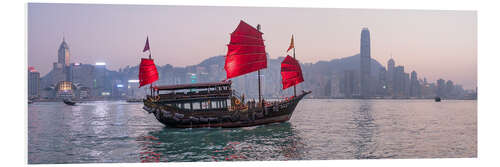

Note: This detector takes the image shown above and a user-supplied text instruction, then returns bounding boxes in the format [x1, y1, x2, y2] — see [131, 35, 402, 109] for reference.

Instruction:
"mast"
[139, 36, 159, 94]
[148, 37, 153, 96]
[293, 39, 296, 97]
[225, 20, 267, 103]
[257, 24, 262, 105]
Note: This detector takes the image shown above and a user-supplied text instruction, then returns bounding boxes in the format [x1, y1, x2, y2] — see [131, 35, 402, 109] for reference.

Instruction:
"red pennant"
[143, 37, 150, 52]
[287, 35, 294, 52]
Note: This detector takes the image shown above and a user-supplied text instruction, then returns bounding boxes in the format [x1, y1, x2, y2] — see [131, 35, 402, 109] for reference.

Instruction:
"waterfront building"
[393, 66, 405, 97]
[410, 71, 421, 97]
[446, 80, 454, 98]
[28, 67, 40, 98]
[436, 78, 446, 97]
[112, 80, 126, 98]
[78, 87, 91, 99]
[40, 87, 56, 99]
[58, 37, 70, 67]
[70, 63, 95, 92]
[56, 81, 74, 98]
[57, 37, 71, 81]
[40, 37, 73, 93]
[403, 72, 410, 97]
[127, 80, 142, 98]
[420, 80, 435, 98]
[386, 58, 395, 96]
[377, 67, 387, 96]
[360, 28, 371, 98]
[94, 62, 111, 97]
[330, 74, 342, 98]
[342, 70, 359, 98]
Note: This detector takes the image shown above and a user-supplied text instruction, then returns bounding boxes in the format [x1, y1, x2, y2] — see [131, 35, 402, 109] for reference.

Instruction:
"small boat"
[141, 20, 311, 128]
[435, 97, 441, 102]
[63, 99, 76, 106]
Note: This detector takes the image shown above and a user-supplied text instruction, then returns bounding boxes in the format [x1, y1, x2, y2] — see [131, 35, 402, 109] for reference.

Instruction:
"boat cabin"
[153, 81, 233, 112]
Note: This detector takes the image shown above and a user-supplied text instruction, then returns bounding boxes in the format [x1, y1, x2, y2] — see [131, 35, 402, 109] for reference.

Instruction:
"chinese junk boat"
[142, 20, 311, 128]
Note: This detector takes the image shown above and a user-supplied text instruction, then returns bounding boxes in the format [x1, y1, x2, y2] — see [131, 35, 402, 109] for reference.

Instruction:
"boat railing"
[231, 90, 242, 99]
[158, 90, 232, 100]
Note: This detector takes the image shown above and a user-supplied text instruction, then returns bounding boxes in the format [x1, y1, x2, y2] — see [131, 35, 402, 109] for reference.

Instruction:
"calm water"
[28, 99, 477, 164]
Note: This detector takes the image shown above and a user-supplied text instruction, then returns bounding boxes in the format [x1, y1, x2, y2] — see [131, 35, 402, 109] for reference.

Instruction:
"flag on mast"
[287, 35, 294, 52]
[143, 36, 150, 52]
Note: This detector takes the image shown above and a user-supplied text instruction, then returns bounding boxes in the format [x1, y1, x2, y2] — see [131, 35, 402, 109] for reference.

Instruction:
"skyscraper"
[360, 28, 371, 98]
[28, 67, 40, 98]
[410, 70, 420, 97]
[57, 37, 71, 82]
[437, 78, 446, 97]
[394, 66, 405, 96]
[58, 37, 70, 67]
[377, 67, 387, 96]
[343, 70, 358, 98]
[387, 57, 395, 95]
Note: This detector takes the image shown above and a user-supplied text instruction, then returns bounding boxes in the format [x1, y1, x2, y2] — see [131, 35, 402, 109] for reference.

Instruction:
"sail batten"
[281, 55, 304, 89]
[227, 45, 266, 56]
[225, 20, 267, 79]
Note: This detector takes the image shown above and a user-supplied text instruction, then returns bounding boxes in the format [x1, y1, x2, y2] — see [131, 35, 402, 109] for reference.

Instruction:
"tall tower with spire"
[58, 36, 70, 67]
[387, 56, 395, 81]
[57, 36, 71, 81]
[360, 28, 371, 98]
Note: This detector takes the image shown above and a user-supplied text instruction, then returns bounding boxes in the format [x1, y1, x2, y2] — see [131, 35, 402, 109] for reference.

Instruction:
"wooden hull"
[143, 91, 310, 128]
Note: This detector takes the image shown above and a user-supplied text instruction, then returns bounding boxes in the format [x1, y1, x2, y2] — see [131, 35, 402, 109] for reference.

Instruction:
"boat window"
[192, 102, 200, 110]
[201, 101, 209, 110]
[212, 101, 218, 109]
[184, 103, 191, 110]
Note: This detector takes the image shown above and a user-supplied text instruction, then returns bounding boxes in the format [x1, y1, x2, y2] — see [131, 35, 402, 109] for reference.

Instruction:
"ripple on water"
[28, 100, 476, 163]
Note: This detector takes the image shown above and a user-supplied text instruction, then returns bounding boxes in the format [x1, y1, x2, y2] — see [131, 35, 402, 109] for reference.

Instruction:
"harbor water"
[28, 99, 477, 163]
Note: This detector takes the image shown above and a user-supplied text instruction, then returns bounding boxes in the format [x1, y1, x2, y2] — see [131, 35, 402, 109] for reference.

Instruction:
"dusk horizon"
[28, 3, 477, 89]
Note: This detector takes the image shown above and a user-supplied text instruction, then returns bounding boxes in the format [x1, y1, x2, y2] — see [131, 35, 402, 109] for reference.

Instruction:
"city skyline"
[28, 3, 477, 89]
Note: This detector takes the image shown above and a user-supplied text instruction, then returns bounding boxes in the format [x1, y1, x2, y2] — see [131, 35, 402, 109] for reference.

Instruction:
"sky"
[27, 3, 477, 89]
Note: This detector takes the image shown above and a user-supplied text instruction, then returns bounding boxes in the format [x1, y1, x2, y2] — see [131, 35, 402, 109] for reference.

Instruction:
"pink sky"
[28, 3, 476, 89]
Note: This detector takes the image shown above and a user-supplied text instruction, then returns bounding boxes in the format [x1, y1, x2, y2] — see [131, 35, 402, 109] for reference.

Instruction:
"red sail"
[139, 58, 159, 88]
[225, 20, 267, 79]
[281, 55, 304, 89]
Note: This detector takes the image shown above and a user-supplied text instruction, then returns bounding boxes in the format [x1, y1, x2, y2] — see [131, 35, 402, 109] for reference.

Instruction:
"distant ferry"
[140, 20, 310, 128]
[63, 99, 76, 106]
[435, 97, 441, 102]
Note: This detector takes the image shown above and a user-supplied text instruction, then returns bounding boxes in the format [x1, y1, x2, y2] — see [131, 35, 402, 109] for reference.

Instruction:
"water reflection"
[137, 122, 306, 162]
[350, 101, 378, 159]
[28, 100, 477, 163]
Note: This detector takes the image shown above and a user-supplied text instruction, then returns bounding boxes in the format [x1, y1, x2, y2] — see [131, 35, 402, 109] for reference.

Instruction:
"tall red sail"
[225, 20, 267, 79]
[281, 55, 304, 89]
[139, 58, 159, 88]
